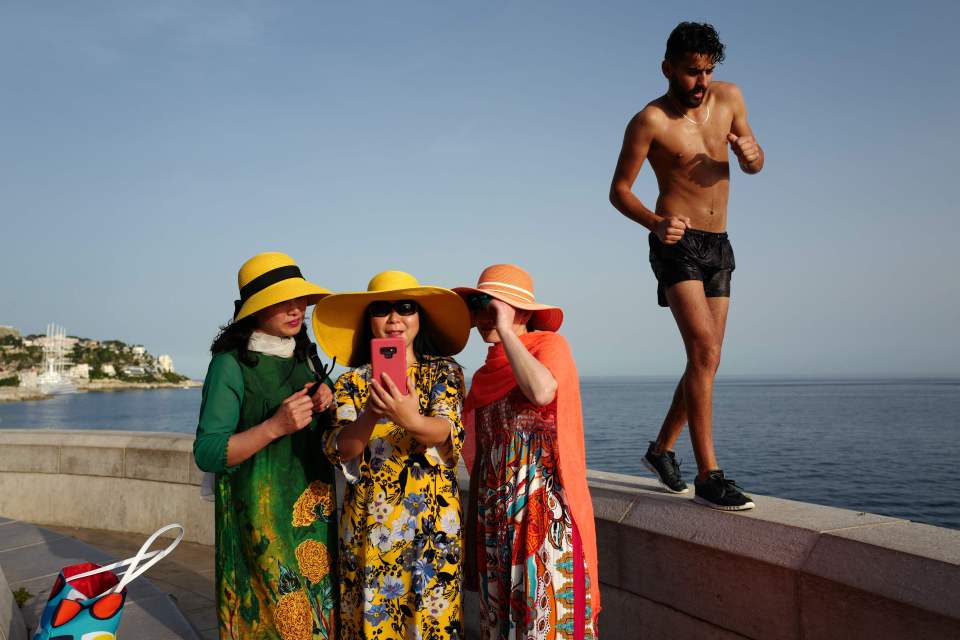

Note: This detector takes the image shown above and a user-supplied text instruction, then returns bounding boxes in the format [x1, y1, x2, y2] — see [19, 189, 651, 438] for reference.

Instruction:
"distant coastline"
[0, 379, 201, 403]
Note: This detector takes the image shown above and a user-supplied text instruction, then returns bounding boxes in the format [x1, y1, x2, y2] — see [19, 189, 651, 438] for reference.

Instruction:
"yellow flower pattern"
[292, 480, 335, 527]
[296, 539, 332, 583]
[274, 590, 313, 640]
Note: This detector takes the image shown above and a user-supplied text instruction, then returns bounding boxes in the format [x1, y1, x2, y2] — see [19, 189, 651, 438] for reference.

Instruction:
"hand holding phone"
[371, 337, 408, 395]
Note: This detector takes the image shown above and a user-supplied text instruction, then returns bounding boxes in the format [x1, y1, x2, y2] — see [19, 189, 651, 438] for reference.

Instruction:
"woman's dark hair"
[211, 315, 311, 365]
[352, 302, 444, 367]
[665, 22, 725, 64]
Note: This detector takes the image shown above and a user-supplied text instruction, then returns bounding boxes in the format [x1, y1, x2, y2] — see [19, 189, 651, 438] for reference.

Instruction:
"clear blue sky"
[2, 1, 958, 379]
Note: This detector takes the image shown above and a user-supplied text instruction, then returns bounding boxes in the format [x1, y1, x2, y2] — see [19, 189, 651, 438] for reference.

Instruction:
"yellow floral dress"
[325, 355, 466, 640]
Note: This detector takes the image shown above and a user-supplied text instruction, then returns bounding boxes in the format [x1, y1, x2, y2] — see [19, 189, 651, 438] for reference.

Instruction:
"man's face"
[664, 53, 715, 108]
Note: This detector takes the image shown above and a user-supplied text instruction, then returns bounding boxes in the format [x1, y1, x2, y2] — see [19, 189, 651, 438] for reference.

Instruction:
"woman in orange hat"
[312, 271, 471, 640]
[455, 264, 600, 639]
[193, 252, 339, 639]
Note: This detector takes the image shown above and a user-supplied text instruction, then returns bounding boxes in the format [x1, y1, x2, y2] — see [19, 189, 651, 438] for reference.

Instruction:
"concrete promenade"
[1, 429, 959, 639]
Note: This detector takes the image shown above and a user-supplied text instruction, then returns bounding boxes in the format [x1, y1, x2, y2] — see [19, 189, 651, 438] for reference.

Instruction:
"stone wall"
[1, 430, 958, 639]
[0, 430, 212, 544]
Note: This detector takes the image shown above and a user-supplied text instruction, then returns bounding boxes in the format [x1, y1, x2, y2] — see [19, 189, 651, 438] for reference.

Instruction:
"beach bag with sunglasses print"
[32, 524, 184, 640]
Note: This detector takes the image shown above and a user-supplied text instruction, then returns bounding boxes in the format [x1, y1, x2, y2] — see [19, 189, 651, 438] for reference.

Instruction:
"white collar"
[248, 330, 296, 358]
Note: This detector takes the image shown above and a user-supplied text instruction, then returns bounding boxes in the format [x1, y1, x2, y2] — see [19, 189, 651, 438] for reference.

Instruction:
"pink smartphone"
[371, 337, 408, 395]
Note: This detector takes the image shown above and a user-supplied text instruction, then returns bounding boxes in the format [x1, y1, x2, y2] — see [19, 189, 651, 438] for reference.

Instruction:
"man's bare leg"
[655, 281, 729, 479]
[652, 292, 730, 459]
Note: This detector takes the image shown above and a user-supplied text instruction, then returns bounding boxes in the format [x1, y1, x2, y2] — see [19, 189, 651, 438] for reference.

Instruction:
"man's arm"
[609, 110, 660, 230]
[726, 85, 764, 174]
[609, 109, 689, 244]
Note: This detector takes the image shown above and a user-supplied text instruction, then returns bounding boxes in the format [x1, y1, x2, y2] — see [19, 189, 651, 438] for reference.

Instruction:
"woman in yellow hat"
[455, 264, 600, 639]
[194, 252, 339, 639]
[312, 270, 470, 640]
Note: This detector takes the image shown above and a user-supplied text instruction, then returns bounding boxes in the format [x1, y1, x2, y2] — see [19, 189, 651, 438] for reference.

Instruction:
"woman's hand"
[368, 373, 422, 430]
[489, 298, 516, 335]
[310, 383, 334, 413]
[265, 385, 315, 437]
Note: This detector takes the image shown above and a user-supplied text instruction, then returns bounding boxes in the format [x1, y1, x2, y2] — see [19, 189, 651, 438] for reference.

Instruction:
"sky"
[1, 1, 958, 379]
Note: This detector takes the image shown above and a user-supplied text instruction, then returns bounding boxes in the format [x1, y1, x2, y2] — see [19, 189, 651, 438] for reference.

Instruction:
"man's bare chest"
[652, 121, 731, 168]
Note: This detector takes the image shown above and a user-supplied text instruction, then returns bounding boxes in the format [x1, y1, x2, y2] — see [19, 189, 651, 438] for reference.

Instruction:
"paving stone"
[0, 521, 67, 554]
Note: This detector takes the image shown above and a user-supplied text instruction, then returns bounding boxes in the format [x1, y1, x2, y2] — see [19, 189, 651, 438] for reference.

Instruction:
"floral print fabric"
[196, 351, 338, 640]
[325, 355, 466, 640]
[474, 387, 596, 640]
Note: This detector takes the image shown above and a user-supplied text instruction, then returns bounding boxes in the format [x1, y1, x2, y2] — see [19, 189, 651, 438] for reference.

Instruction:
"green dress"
[194, 349, 338, 640]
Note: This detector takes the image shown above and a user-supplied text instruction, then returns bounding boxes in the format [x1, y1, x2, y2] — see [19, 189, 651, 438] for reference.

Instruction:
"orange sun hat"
[453, 264, 563, 332]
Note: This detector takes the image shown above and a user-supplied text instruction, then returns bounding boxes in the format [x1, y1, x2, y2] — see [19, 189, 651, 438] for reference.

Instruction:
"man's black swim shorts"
[648, 229, 735, 307]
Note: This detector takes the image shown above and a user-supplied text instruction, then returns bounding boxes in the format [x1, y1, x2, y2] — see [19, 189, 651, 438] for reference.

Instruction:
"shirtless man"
[609, 22, 763, 510]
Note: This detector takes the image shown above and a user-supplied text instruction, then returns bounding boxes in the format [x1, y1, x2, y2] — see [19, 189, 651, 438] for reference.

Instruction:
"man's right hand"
[654, 216, 691, 244]
[266, 386, 315, 437]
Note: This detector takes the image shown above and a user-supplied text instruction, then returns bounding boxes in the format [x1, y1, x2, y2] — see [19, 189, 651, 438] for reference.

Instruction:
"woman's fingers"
[379, 372, 407, 398]
[368, 391, 389, 414]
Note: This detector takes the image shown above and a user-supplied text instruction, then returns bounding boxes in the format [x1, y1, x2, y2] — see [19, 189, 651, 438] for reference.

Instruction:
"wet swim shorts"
[648, 229, 735, 307]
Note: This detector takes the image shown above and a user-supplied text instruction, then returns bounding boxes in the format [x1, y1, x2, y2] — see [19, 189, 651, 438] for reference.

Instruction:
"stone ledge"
[0, 429, 197, 485]
[1, 430, 957, 639]
[585, 469, 960, 638]
[0, 472, 213, 545]
[803, 521, 960, 619]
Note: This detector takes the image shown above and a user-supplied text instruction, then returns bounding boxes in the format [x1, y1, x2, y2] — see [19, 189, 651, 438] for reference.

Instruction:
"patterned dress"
[474, 387, 596, 640]
[325, 355, 466, 640]
[194, 350, 338, 640]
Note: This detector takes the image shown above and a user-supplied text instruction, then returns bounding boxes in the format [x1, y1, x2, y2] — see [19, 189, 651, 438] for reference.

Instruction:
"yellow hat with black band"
[233, 252, 331, 321]
[312, 270, 470, 367]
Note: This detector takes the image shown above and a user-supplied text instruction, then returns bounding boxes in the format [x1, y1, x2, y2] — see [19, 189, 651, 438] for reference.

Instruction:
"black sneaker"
[642, 441, 689, 493]
[694, 470, 755, 511]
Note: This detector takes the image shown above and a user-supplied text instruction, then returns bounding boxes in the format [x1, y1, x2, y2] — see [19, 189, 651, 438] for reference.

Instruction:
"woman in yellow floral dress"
[312, 271, 471, 640]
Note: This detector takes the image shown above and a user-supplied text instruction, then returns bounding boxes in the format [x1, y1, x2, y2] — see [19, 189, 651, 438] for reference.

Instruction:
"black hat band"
[238, 265, 303, 303]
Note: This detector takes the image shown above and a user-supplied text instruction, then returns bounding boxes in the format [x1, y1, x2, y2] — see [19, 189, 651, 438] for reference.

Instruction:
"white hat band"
[478, 281, 535, 303]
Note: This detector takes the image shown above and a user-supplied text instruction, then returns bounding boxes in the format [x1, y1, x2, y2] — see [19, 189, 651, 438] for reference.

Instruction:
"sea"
[1, 377, 958, 530]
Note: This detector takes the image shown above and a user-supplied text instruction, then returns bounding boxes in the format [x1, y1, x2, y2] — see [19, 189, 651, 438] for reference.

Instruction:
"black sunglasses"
[368, 299, 419, 317]
[465, 293, 493, 311]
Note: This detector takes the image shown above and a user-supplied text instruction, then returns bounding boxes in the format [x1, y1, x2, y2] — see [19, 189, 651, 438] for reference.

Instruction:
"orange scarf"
[463, 331, 601, 625]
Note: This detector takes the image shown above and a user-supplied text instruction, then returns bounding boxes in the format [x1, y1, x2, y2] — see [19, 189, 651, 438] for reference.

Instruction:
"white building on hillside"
[132, 345, 146, 356]
[101, 364, 116, 377]
[157, 355, 175, 373]
[68, 364, 90, 380]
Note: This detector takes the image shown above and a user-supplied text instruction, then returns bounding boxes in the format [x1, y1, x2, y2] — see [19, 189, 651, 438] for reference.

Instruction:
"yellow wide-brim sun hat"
[312, 270, 470, 367]
[234, 252, 331, 322]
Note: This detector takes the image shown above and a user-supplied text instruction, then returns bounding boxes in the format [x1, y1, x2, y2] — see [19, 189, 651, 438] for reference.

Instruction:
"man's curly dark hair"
[665, 22, 725, 64]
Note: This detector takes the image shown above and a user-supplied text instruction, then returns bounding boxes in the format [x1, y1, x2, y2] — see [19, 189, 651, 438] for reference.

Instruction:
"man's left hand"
[727, 132, 760, 165]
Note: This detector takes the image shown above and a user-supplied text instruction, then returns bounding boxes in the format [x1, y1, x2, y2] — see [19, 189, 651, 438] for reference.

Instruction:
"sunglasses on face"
[465, 293, 493, 311]
[368, 300, 418, 317]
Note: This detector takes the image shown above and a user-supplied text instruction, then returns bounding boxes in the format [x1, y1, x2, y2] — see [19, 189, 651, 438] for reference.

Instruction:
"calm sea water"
[1, 378, 958, 529]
